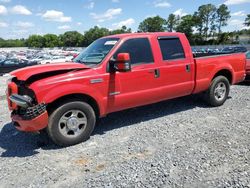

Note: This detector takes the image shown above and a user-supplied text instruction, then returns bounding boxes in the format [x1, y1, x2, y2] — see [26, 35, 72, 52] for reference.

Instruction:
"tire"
[47, 101, 96, 146]
[205, 76, 230, 107]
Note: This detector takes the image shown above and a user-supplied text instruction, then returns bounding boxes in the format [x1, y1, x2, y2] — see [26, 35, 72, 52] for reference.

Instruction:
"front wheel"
[205, 76, 230, 107]
[47, 101, 96, 146]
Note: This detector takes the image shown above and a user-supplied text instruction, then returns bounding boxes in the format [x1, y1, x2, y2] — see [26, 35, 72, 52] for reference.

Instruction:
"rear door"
[156, 36, 195, 99]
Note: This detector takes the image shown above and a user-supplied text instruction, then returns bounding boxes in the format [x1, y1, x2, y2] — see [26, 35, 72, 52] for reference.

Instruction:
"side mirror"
[113, 53, 131, 72]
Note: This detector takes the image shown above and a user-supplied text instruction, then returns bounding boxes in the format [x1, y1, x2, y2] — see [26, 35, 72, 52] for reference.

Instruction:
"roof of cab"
[103, 32, 184, 39]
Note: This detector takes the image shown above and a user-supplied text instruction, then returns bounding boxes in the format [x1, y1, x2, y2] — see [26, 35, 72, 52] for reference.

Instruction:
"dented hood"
[11, 62, 88, 81]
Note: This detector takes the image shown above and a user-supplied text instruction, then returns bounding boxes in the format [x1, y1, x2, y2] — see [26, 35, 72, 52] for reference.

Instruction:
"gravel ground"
[0, 76, 249, 188]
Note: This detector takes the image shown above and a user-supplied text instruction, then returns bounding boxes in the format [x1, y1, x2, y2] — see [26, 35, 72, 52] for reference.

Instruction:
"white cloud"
[0, 0, 11, 3]
[112, 0, 119, 2]
[0, 5, 7, 15]
[58, 25, 71, 30]
[228, 19, 249, 30]
[230, 19, 244, 26]
[11, 5, 32, 15]
[42, 10, 72, 22]
[112, 18, 135, 29]
[15, 21, 34, 28]
[153, 0, 171, 8]
[0, 22, 8, 27]
[77, 22, 82, 25]
[145, 14, 157, 18]
[90, 8, 122, 22]
[224, 0, 250, 5]
[173, 9, 187, 17]
[85, 1, 95, 9]
[232, 11, 246, 16]
[13, 29, 29, 34]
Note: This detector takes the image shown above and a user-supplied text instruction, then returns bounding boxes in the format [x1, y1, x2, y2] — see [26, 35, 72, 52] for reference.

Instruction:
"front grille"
[18, 103, 46, 120]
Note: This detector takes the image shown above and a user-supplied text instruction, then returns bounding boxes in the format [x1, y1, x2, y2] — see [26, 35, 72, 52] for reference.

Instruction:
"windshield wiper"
[74, 59, 98, 65]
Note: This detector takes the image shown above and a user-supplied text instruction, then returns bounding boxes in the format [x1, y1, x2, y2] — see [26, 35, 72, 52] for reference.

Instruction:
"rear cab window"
[158, 37, 185, 61]
[114, 38, 154, 65]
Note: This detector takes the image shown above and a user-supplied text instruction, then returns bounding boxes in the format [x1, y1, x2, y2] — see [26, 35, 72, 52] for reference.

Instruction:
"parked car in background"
[0, 54, 6, 62]
[246, 51, 250, 79]
[222, 46, 247, 53]
[0, 59, 28, 75]
[38, 55, 73, 64]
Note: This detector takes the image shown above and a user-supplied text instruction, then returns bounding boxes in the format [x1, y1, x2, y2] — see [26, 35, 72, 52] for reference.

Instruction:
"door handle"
[148, 69, 160, 78]
[154, 69, 160, 78]
[186, 64, 191, 72]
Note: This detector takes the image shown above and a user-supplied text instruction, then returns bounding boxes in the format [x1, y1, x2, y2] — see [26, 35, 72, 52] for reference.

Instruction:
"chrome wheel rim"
[214, 82, 226, 101]
[58, 110, 87, 138]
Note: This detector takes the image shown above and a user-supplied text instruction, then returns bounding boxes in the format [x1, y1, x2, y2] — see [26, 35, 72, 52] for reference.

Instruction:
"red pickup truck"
[6, 32, 246, 146]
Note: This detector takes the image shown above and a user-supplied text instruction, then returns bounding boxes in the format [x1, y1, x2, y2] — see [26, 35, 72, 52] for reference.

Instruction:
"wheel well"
[213, 69, 232, 84]
[46, 94, 100, 118]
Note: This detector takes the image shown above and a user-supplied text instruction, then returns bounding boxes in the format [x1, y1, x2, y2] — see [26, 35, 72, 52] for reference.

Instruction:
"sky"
[0, 0, 250, 39]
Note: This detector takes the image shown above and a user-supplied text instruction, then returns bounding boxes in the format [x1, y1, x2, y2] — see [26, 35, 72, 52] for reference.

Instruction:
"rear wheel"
[47, 101, 96, 146]
[205, 76, 230, 107]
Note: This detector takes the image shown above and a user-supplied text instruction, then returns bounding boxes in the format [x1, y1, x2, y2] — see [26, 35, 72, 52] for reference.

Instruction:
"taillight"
[7, 82, 18, 110]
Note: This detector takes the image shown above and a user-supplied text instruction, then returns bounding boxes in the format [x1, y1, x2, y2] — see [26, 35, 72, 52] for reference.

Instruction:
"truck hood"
[11, 62, 89, 81]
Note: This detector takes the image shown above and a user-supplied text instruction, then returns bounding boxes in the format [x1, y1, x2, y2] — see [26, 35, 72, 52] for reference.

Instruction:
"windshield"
[73, 37, 119, 65]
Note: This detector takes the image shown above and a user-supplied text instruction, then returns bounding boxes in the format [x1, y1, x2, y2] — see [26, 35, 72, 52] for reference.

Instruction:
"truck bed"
[193, 53, 246, 94]
[193, 52, 233, 58]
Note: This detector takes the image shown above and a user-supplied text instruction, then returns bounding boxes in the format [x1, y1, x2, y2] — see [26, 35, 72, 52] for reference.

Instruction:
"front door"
[107, 37, 161, 113]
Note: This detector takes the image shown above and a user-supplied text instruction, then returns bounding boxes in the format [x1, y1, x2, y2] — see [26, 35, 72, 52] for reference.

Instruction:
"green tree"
[245, 14, 250, 26]
[166, 14, 178, 32]
[138, 16, 166, 32]
[43, 34, 59, 48]
[175, 15, 195, 40]
[0, 39, 26, 47]
[216, 4, 231, 33]
[217, 32, 231, 44]
[26, 35, 45, 48]
[110, 26, 132, 35]
[59, 31, 84, 47]
[83, 26, 109, 46]
[193, 4, 217, 40]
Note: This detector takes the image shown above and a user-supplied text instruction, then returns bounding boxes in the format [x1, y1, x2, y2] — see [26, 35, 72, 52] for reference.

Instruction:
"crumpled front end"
[6, 79, 49, 132]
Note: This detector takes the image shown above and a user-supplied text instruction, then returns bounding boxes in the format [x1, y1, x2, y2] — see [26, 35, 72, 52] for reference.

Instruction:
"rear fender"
[210, 65, 234, 84]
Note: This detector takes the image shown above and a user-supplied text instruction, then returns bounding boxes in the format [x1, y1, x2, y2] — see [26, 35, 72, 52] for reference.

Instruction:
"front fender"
[30, 82, 106, 117]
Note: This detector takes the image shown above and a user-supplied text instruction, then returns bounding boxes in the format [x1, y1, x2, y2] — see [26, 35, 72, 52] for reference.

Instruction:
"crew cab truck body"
[6, 32, 246, 146]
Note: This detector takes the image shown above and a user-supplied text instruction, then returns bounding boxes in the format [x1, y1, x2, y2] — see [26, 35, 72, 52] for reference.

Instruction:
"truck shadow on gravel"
[94, 94, 215, 135]
[237, 80, 250, 86]
[0, 94, 228, 158]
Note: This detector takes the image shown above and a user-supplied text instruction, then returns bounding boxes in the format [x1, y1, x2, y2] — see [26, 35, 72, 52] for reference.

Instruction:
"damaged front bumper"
[9, 94, 49, 132]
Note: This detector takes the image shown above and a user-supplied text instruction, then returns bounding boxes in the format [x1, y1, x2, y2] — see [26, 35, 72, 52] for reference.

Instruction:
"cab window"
[114, 38, 154, 65]
[158, 37, 185, 60]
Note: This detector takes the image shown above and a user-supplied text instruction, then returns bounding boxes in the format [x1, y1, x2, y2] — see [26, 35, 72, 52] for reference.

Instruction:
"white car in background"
[38, 56, 73, 64]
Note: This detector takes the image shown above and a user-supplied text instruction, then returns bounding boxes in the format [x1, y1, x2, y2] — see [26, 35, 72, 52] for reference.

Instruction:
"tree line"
[138, 4, 250, 45]
[0, 3, 250, 48]
[0, 26, 131, 48]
